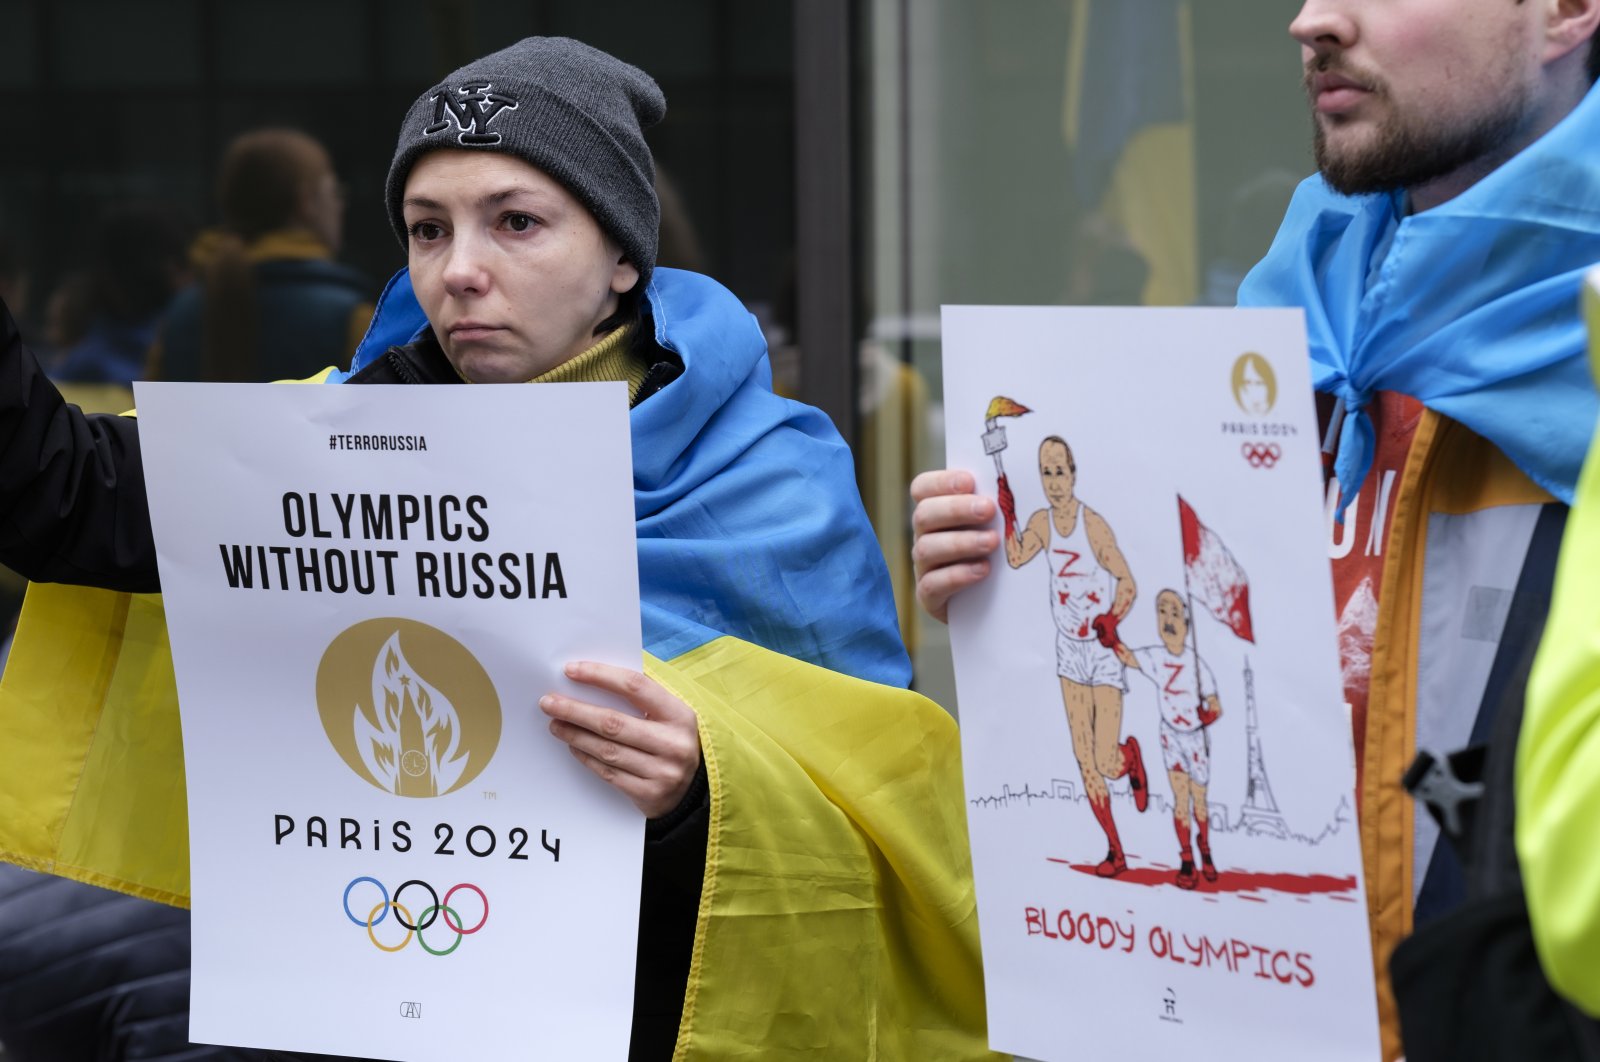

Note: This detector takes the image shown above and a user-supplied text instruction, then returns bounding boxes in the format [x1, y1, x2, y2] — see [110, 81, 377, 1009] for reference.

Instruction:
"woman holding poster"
[0, 38, 996, 1062]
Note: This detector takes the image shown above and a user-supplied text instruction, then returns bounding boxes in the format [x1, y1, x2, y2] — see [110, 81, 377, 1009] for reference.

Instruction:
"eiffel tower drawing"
[1236, 657, 1289, 838]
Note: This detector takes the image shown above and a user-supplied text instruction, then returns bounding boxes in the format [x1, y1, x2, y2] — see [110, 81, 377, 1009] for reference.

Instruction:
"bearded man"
[1236, 5, 1600, 1054]
[911, 3, 1600, 1057]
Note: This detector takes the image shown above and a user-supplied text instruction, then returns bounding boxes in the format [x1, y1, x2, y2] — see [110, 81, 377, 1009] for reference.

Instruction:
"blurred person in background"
[49, 204, 191, 386]
[151, 128, 373, 382]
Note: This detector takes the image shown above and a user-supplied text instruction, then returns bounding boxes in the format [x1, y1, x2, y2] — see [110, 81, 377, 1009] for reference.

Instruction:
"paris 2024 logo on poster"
[316, 618, 501, 798]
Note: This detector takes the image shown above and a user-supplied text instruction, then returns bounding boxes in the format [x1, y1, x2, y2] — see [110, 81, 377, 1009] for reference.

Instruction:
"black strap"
[1404, 502, 1567, 895]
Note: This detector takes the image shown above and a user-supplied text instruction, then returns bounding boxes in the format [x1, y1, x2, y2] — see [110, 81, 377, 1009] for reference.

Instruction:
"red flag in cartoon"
[1178, 496, 1254, 642]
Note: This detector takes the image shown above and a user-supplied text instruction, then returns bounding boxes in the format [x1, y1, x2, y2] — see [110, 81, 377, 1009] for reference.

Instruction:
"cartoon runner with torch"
[1115, 590, 1224, 889]
[993, 408, 1148, 877]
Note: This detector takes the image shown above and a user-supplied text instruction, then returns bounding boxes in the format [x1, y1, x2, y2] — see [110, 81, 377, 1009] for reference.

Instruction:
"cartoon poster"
[134, 382, 644, 1061]
[942, 307, 1379, 1061]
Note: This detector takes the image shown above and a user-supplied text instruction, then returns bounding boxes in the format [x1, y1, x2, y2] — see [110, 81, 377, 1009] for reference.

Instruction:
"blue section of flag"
[350, 267, 430, 367]
[1239, 82, 1600, 509]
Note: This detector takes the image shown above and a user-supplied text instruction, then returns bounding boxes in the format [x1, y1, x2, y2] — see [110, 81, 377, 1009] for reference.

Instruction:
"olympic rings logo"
[343, 876, 489, 956]
[1241, 443, 1282, 469]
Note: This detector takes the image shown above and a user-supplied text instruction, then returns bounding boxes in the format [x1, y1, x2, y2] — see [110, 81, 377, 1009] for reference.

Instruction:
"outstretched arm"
[0, 299, 158, 592]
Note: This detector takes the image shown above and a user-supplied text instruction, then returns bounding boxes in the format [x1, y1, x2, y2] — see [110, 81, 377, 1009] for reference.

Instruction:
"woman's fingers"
[562, 660, 695, 725]
[539, 686, 674, 759]
[540, 662, 702, 818]
[910, 467, 976, 507]
[544, 707, 655, 779]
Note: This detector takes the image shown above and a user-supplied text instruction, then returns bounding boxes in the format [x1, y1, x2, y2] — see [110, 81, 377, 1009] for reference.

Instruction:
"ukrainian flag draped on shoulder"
[341, 267, 912, 687]
[647, 638, 999, 1059]
[1238, 81, 1600, 513]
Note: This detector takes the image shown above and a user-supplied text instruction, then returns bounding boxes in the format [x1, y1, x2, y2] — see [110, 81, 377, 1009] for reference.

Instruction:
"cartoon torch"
[983, 396, 1031, 541]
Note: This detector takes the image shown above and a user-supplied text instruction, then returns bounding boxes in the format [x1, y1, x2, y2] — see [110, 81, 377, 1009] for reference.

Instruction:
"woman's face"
[401, 150, 639, 383]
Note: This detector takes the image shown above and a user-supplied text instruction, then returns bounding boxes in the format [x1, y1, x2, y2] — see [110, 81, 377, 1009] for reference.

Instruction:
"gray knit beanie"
[385, 37, 665, 289]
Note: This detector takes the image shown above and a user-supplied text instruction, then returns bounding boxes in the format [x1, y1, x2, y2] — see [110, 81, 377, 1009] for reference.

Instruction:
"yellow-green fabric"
[656, 636, 1002, 1060]
[1518, 270, 1600, 1016]
[0, 577, 1000, 1058]
[529, 322, 649, 404]
[0, 587, 189, 906]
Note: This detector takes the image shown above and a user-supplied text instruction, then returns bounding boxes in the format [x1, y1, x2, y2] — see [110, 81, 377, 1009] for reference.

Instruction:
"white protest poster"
[134, 381, 645, 1061]
[942, 306, 1379, 1062]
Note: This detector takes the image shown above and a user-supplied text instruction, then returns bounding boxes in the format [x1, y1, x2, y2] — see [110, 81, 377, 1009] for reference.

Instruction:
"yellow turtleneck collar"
[448, 323, 649, 404]
[528, 323, 649, 404]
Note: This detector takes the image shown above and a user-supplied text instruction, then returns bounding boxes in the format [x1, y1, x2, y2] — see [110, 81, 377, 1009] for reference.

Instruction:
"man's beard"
[1308, 63, 1533, 197]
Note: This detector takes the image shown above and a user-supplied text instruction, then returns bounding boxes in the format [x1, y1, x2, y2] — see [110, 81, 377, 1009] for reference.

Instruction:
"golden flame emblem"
[317, 619, 500, 797]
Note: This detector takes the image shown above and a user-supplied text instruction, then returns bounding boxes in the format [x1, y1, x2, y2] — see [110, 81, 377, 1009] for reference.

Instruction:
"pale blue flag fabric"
[1239, 83, 1600, 514]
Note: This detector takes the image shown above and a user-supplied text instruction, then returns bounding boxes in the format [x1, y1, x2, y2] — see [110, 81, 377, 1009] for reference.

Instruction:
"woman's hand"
[540, 661, 702, 819]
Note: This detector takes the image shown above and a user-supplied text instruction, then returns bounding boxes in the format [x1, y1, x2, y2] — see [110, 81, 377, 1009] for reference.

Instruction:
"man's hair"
[1040, 434, 1077, 473]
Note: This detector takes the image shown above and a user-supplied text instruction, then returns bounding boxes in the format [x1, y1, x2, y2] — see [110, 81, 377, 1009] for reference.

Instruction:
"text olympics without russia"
[216, 491, 568, 600]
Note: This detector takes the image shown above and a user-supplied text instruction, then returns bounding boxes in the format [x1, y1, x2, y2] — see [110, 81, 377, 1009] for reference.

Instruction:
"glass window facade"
[859, 0, 1315, 704]
[0, 0, 1320, 705]
[0, 0, 795, 346]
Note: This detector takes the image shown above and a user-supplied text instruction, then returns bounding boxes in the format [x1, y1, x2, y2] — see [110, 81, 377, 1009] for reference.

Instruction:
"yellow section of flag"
[0, 586, 189, 906]
[661, 634, 1003, 1060]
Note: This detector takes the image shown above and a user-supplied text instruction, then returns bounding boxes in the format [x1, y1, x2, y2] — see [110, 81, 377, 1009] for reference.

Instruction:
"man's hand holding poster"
[942, 306, 1379, 1062]
[134, 381, 644, 1061]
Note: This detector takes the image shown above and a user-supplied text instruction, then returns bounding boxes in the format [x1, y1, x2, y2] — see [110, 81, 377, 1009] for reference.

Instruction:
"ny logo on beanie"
[423, 82, 520, 147]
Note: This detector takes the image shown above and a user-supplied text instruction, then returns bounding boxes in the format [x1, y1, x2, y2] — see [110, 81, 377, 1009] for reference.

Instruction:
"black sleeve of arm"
[644, 761, 710, 893]
[0, 302, 158, 592]
[631, 763, 709, 1060]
